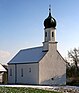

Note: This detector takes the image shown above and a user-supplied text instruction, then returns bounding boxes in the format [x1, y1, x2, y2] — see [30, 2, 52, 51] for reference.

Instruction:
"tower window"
[21, 68, 23, 77]
[45, 32, 47, 37]
[10, 68, 12, 76]
[52, 32, 54, 37]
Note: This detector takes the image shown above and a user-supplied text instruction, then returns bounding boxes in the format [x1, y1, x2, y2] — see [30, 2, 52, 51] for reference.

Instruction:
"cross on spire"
[49, 4, 51, 16]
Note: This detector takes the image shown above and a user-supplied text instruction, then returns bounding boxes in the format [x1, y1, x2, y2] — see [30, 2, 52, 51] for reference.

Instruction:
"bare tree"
[68, 48, 79, 72]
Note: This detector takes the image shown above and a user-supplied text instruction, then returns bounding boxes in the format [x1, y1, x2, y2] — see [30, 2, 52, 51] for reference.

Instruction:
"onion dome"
[44, 6, 56, 29]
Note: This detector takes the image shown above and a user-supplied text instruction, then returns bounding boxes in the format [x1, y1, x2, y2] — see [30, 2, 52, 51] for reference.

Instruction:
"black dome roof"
[44, 8, 56, 29]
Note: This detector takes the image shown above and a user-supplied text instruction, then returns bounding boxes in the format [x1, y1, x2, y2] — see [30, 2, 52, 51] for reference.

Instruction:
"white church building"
[8, 7, 66, 85]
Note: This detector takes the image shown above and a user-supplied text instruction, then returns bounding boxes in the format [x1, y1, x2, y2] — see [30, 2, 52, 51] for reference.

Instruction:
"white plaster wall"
[43, 42, 49, 51]
[8, 65, 15, 84]
[16, 63, 39, 84]
[39, 47, 66, 85]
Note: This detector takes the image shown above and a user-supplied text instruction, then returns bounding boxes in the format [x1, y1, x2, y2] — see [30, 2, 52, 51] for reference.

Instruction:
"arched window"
[52, 32, 54, 37]
[29, 68, 31, 72]
[21, 68, 23, 77]
[45, 32, 47, 37]
[10, 68, 12, 76]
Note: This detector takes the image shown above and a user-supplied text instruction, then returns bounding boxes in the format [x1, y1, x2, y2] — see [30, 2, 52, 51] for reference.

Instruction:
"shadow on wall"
[41, 73, 66, 85]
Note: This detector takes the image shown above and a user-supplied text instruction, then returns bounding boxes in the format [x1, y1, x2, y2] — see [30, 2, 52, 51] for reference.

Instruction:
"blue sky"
[0, 0, 79, 64]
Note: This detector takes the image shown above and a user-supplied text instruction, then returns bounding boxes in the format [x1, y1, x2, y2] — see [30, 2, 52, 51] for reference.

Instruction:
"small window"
[29, 68, 31, 72]
[45, 32, 47, 37]
[52, 32, 54, 37]
[51, 78, 54, 80]
[21, 68, 23, 77]
[10, 68, 12, 76]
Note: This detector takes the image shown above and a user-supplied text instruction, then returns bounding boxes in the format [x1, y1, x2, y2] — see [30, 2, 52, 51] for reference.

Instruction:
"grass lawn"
[0, 87, 62, 93]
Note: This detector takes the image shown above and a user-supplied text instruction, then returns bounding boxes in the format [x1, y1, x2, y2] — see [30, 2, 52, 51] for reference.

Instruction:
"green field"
[0, 87, 61, 93]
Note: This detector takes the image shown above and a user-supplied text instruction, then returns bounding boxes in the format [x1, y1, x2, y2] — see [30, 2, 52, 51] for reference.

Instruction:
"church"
[8, 7, 66, 85]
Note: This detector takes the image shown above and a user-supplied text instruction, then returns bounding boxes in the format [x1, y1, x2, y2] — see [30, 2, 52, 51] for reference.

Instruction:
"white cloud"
[0, 50, 11, 64]
[0, 50, 10, 59]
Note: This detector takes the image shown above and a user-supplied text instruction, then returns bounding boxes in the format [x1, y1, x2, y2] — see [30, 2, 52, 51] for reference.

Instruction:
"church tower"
[43, 6, 57, 51]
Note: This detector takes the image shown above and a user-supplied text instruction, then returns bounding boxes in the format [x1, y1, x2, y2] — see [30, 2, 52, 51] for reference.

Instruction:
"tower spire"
[49, 5, 51, 17]
[43, 6, 57, 51]
[44, 5, 56, 29]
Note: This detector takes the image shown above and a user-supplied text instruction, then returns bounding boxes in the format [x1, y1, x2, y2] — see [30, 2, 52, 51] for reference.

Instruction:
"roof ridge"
[21, 46, 43, 51]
